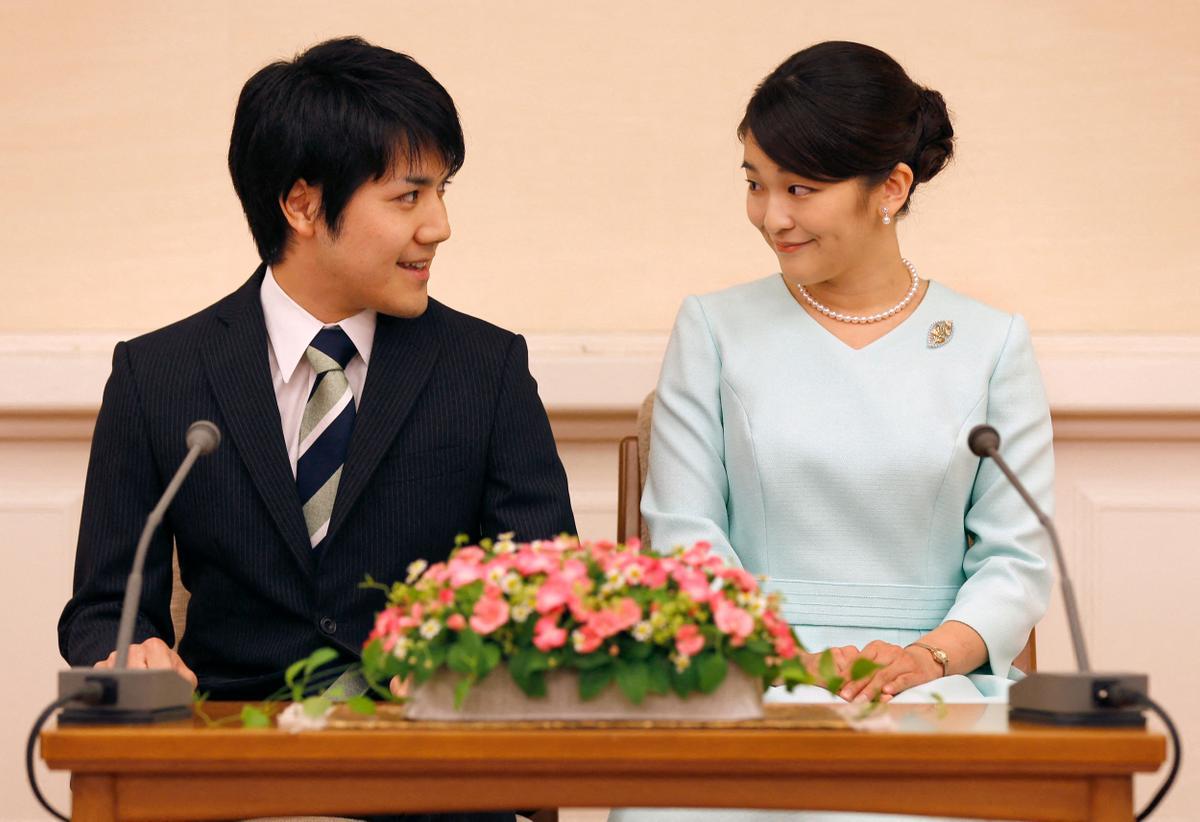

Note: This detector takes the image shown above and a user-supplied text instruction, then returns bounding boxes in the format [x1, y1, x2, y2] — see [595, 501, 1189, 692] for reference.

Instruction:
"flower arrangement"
[359, 535, 860, 709]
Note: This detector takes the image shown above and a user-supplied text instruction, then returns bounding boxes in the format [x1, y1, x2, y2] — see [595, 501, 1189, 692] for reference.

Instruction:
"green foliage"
[850, 657, 884, 682]
[241, 705, 271, 728]
[695, 652, 728, 694]
[579, 664, 615, 700]
[616, 659, 649, 705]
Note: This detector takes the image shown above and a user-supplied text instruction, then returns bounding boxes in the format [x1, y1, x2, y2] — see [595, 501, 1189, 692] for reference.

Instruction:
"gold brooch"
[927, 320, 954, 348]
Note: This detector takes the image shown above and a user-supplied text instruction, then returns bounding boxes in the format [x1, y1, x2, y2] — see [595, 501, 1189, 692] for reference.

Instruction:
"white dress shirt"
[260, 267, 376, 476]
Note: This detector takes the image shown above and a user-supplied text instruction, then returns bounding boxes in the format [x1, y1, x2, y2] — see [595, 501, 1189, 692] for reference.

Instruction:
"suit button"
[320, 617, 337, 635]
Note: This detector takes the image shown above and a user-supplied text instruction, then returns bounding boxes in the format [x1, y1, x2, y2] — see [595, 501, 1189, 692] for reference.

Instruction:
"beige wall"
[2, 0, 1198, 335]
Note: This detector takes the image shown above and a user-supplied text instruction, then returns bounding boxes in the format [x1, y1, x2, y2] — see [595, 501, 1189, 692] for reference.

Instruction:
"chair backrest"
[621, 388, 1036, 672]
[616, 392, 655, 546]
[170, 547, 189, 650]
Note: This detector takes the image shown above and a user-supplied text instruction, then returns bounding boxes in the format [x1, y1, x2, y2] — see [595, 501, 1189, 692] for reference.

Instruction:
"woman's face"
[742, 133, 882, 286]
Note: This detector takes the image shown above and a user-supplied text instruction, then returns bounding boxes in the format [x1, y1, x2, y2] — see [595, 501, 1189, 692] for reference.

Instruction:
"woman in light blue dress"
[611, 41, 1054, 822]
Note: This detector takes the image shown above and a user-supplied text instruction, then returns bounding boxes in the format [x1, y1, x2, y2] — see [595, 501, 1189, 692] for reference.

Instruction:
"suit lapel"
[324, 304, 444, 548]
[202, 268, 315, 577]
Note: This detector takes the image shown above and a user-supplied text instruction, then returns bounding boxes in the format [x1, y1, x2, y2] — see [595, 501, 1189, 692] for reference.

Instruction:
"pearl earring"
[881, 206, 892, 226]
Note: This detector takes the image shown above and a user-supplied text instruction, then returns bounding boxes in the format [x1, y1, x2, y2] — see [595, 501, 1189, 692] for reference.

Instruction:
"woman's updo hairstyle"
[738, 41, 954, 214]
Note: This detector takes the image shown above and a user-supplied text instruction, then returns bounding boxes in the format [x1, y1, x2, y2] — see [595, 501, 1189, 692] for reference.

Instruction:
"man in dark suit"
[58, 35, 574, 757]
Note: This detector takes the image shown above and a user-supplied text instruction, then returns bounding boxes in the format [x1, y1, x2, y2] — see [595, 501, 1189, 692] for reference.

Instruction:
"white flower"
[626, 565, 644, 584]
[605, 566, 623, 583]
[419, 619, 442, 640]
[276, 701, 333, 734]
[511, 603, 534, 623]
[748, 596, 767, 617]
[405, 559, 428, 583]
[501, 572, 522, 595]
[391, 637, 411, 659]
[486, 565, 506, 584]
[632, 621, 653, 642]
[671, 652, 691, 673]
[494, 535, 517, 554]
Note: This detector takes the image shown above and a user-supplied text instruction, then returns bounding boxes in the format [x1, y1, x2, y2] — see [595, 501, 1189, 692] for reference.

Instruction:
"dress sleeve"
[640, 296, 742, 566]
[943, 315, 1055, 675]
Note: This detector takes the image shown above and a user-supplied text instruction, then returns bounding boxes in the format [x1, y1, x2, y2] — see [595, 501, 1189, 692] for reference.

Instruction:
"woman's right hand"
[800, 645, 861, 694]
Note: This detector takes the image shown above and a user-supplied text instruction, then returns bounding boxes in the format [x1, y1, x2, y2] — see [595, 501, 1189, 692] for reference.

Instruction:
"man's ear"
[280, 179, 323, 239]
[878, 163, 915, 218]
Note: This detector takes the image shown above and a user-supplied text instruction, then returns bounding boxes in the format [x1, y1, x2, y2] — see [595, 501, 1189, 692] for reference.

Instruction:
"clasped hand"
[95, 637, 198, 688]
[804, 640, 944, 703]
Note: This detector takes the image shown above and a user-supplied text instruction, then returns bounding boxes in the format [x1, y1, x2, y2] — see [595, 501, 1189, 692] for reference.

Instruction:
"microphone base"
[57, 667, 194, 726]
[1009, 672, 1148, 728]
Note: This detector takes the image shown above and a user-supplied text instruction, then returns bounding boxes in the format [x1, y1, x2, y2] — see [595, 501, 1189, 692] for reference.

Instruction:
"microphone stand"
[57, 421, 221, 724]
[969, 424, 1146, 727]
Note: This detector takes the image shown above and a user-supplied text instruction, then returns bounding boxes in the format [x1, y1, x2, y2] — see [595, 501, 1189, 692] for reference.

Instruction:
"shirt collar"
[260, 267, 376, 384]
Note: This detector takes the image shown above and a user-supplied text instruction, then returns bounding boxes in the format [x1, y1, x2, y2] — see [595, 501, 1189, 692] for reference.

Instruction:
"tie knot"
[305, 326, 357, 373]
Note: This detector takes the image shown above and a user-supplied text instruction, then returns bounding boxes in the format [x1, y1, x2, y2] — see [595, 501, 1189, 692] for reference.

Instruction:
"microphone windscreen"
[968, 424, 1001, 456]
[186, 420, 222, 455]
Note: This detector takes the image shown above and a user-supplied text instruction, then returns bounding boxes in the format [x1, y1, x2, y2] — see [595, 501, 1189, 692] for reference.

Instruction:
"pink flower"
[673, 567, 711, 603]
[536, 575, 573, 614]
[675, 624, 704, 657]
[438, 588, 456, 605]
[560, 559, 589, 584]
[533, 613, 568, 651]
[446, 613, 466, 631]
[515, 548, 557, 577]
[713, 597, 754, 645]
[448, 556, 484, 589]
[614, 597, 642, 631]
[681, 542, 712, 567]
[719, 567, 758, 593]
[572, 625, 604, 654]
[469, 595, 509, 635]
[773, 632, 798, 660]
[423, 562, 450, 583]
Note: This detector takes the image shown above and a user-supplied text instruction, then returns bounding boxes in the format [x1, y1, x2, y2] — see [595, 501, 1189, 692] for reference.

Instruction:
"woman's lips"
[774, 240, 814, 253]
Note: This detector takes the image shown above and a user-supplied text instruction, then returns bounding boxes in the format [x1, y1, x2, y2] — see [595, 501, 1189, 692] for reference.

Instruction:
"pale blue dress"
[610, 275, 1054, 822]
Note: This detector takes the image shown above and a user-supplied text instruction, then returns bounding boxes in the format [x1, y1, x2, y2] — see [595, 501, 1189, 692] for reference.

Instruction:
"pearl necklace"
[797, 258, 920, 324]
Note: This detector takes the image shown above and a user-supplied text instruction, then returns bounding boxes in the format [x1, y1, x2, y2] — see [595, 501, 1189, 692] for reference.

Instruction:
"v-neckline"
[775, 274, 939, 353]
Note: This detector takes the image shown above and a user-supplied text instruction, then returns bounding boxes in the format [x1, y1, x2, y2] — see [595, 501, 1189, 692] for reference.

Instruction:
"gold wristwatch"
[909, 642, 949, 677]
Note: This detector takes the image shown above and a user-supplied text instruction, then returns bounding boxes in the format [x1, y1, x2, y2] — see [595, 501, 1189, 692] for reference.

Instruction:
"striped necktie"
[297, 326, 358, 548]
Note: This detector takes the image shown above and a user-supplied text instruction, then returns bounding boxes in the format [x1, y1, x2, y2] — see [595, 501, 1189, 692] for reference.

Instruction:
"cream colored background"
[2, 0, 1198, 333]
[3, 2, 1199, 820]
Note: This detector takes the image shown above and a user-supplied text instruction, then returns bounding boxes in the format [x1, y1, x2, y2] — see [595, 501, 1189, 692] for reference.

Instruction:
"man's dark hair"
[228, 36, 465, 264]
[739, 41, 954, 215]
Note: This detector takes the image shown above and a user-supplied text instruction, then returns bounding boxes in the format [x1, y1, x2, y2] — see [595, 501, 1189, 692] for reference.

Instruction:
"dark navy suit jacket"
[59, 266, 576, 703]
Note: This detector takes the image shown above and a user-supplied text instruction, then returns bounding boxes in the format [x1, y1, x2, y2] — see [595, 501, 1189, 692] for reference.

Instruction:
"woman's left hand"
[838, 640, 943, 703]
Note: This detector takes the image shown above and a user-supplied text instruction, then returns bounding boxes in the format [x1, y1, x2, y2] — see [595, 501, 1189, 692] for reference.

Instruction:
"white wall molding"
[2, 331, 1198, 420]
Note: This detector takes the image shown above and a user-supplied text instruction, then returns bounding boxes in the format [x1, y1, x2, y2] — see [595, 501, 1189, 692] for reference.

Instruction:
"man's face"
[312, 156, 452, 319]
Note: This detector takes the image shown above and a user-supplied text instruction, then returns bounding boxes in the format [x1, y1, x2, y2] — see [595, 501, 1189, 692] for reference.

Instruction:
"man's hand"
[95, 637, 198, 688]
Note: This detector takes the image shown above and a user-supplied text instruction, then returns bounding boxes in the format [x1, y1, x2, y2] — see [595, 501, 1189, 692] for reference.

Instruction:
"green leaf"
[572, 652, 613, 670]
[241, 705, 271, 728]
[730, 648, 768, 677]
[616, 659, 650, 705]
[669, 661, 699, 697]
[347, 695, 376, 715]
[825, 676, 845, 694]
[695, 653, 728, 694]
[579, 664, 615, 700]
[453, 676, 473, 709]
[302, 695, 331, 718]
[745, 638, 773, 656]
[479, 642, 501, 677]
[818, 649, 836, 683]
[777, 659, 813, 688]
[646, 657, 671, 696]
[284, 658, 307, 689]
[849, 657, 883, 682]
[304, 647, 340, 678]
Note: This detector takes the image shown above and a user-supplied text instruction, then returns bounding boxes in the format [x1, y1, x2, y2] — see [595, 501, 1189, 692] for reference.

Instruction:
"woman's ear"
[280, 179, 323, 239]
[878, 162, 915, 220]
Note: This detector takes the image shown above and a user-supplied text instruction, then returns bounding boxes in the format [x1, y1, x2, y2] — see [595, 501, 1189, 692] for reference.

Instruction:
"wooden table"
[40, 702, 1165, 821]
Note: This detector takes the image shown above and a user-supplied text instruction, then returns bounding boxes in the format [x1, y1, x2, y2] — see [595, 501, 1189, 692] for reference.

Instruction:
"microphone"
[58, 420, 221, 724]
[969, 424, 1147, 727]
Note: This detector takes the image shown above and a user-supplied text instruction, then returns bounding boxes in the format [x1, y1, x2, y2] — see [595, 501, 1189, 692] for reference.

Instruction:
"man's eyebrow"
[741, 161, 757, 172]
[404, 175, 437, 186]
